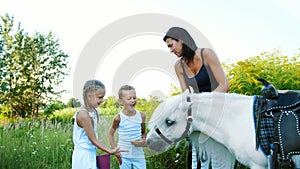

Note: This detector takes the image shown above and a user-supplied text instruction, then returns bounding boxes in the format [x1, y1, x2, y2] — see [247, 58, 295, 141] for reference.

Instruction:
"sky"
[1, 0, 300, 103]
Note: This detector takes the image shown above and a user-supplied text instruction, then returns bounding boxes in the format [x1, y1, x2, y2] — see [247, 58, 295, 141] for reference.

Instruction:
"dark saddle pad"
[265, 91, 300, 112]
[253, 91, 300, 158]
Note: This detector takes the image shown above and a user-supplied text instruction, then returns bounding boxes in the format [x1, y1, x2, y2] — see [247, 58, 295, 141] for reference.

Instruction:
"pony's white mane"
[148, 94, 184, 129]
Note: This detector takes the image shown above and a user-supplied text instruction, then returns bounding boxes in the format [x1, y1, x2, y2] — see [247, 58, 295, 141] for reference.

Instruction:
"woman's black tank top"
[180, 48, 218, 93]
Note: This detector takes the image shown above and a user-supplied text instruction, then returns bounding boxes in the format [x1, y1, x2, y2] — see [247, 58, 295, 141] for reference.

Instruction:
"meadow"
[0, 108, 248, 169]
[0, 108, 190, 169]
[0, 117, 73, 168]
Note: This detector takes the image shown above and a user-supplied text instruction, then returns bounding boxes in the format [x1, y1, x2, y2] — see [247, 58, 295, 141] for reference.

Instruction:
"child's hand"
[131, 139, 147, 147]
[110, 147, 128, 155]
[115, 153, 122, 165]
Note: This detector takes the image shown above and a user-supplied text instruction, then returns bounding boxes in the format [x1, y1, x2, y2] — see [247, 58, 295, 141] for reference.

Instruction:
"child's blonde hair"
[83, 80, 105, 111]
[118, 85, 135, 98]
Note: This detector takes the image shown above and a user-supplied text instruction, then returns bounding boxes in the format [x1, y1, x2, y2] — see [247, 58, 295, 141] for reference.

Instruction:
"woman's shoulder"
[201, 48, 219, 64]
[174, 59, 182, 66]
[200, 48, 214, 56]
[174, 59, 183, 72]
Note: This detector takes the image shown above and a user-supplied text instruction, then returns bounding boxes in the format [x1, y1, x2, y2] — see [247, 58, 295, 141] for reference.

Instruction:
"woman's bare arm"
[203, 48, 230, 92]
[174, 60, 188, 92]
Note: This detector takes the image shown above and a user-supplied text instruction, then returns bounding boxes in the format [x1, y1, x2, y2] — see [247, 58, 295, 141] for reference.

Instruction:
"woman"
[163, 27, 235, 169]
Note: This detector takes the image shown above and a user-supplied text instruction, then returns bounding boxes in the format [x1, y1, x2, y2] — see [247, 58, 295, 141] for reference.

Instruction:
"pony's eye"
[165, 119, 175, 126]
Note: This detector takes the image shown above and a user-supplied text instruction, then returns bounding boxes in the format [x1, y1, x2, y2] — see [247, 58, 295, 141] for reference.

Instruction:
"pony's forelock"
[148, 94, 185, 129]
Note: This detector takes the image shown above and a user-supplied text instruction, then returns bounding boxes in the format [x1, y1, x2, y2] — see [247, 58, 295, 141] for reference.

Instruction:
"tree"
[223, 49, 300, 95]
[43, 100, 66, 116]
[98, 96, 121, 115]
[66, 97, 81, 108]
[0, 14, 69, 118]
[100, 96, 120, 109]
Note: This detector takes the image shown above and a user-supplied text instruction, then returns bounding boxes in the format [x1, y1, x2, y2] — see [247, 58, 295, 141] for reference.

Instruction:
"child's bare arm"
[108, 114, 120, 148]
[141, 112, 147, 140]
[131, 112, 147, 147]
[77, 111, 126, 154]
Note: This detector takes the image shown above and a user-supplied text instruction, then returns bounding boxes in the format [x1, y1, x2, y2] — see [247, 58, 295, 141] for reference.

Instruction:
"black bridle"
[154, 96, 193, 145]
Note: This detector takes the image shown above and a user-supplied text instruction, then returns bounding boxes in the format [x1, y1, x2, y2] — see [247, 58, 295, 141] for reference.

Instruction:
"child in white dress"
[72, 80, 127, 169]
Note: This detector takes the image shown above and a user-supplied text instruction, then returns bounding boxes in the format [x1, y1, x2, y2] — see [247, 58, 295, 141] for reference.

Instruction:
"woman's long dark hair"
[163, 27, 197, 64]
[182, 43, 195, 64]
[171, 37, 195, 64]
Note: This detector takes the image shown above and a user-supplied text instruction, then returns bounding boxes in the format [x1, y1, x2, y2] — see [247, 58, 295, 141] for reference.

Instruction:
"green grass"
[0, 118, 73, 169]
[0, 113, 249, 169]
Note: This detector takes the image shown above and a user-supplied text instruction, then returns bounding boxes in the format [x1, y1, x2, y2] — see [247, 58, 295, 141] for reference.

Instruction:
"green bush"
[224, 49, 300, 95]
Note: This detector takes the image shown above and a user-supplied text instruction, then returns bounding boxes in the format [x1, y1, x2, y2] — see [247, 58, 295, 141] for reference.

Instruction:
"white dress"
[72, 108, 98, 169]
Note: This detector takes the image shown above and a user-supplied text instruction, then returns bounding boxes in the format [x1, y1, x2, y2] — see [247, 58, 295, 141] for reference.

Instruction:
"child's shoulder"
[113, 113, 121, 121]
[139, 111, 146, 116]
[77, 109, 89, 117]
[139, 111, 146, 121]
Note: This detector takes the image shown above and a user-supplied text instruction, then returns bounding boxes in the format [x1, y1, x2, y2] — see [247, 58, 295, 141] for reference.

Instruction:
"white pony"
[146, 91, 300, 169]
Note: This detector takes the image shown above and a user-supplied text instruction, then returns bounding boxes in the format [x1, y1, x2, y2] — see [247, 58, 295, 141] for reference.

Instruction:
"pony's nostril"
[146, 139, 151, 145]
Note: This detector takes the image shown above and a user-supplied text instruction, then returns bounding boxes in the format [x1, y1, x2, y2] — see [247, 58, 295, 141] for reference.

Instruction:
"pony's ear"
[180, 96, 193, 113]
[182, 89, 190, 97]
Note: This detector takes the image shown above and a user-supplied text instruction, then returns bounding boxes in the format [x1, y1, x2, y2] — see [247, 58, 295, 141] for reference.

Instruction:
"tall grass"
[0, 118, 73, 169]
[0, 110, 249, 169]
